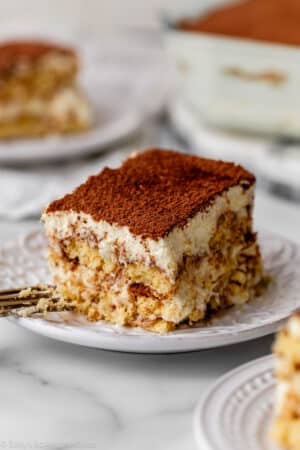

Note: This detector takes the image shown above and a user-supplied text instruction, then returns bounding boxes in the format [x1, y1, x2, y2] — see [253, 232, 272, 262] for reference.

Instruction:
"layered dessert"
[0, 40, 91, 138]
[177, 0, 300, 47]
[42, 148, 264, 333]
[272, 312, 300, 450]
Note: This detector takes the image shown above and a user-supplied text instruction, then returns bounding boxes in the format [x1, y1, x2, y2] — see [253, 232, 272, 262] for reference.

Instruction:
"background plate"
[194, 355, 277, 450]
[3, 229, 300, 353]
[0, 24, 173, 163]
[169, 99, 300, 199]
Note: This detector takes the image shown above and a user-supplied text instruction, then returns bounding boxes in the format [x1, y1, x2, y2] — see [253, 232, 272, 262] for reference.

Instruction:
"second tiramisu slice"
[0, 40, 91, 138]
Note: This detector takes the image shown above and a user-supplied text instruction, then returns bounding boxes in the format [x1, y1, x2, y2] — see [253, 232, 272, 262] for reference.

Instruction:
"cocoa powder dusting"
[46, 148, 255, 240]
[177, 0, 300, 47]
[0, 40, 75, 74]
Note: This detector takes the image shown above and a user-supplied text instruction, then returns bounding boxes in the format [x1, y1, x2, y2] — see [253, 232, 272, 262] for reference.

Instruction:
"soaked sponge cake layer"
[46, 211, 263, 333]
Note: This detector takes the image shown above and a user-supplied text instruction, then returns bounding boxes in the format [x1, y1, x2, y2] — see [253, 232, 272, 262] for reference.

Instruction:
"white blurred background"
[0, 0, 176, 29]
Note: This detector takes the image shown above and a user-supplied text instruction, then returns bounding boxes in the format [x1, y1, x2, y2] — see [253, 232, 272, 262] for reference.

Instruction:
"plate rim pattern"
[193, 354, 275, 450]
[3, 229, 300, 353]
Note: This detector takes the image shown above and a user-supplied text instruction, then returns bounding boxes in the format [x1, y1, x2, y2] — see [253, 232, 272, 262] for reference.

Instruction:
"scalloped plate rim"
[193, 354, 275, 450]
[8, 315, 286, 353]
[4, 229, 300, 353]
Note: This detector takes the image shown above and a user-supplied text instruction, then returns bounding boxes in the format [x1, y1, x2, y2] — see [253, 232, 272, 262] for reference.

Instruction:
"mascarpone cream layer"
[275, 379, 300, 415]
[0, 87, 91, 124]
[288, 316, 300, 339]
[42, 184, 254, 281]
[275, 381, 290, 414]
[9, 52, 77, 77]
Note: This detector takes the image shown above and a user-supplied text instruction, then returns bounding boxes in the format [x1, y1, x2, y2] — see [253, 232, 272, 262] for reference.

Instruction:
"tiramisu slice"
[272, 312, 300, 450]
[42, 148, 264, 333]
[0, 40, 91, 138]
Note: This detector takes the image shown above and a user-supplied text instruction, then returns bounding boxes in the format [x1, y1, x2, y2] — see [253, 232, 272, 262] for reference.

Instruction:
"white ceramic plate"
[0, 25, 173, 164]
[4, 229, 300, 353]
[194, 355, 277, 450]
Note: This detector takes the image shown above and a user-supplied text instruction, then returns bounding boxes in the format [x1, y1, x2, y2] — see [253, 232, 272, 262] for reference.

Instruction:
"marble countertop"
[0, 189, 299, 450]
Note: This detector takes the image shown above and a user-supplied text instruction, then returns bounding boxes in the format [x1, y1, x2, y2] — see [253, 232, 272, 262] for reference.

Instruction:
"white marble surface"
[0, 189, 299, 450]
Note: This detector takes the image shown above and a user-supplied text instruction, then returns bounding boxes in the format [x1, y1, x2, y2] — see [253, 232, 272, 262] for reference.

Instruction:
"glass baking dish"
[163, 0, 300, 137]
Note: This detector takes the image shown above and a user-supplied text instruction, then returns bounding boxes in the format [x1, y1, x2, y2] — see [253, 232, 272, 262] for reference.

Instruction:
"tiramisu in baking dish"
[42, 149, 264, 333]
[165, 0, 300, 137]
[177, 0, 300, 47]
[0, 40, 91, 138]
[272, 311, 300, 450]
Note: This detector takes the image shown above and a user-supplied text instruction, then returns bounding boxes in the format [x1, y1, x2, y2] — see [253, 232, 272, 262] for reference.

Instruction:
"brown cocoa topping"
[46, 148, 255, 240]
[0, 40, 75, 74]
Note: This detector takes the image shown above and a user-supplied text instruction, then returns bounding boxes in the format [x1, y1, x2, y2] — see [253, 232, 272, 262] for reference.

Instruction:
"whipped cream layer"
[38, 52, 77, 74]
[288, 315, 300, 339]
[0, 87, 91, 124]
[275, 381, 290, 413]
[43, 184, 254, 282]
[275, 379, 300, 416]
[274, 314, 300, 417]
